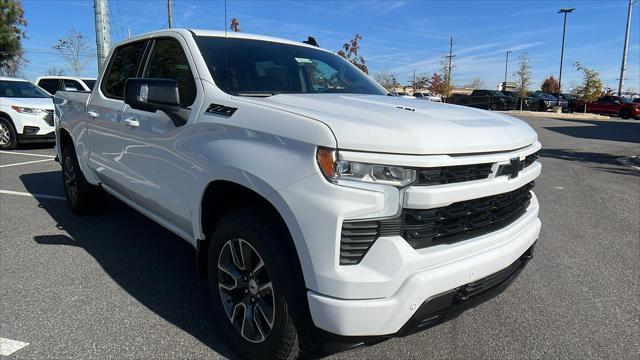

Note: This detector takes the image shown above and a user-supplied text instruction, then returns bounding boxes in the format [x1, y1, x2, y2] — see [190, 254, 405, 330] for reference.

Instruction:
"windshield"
[82, 79, 96, 90]
[618, 97, 633, 103]
[488, 90, 504, 96]
[0, 80, 50, 98]
[195, 37, 387, 96]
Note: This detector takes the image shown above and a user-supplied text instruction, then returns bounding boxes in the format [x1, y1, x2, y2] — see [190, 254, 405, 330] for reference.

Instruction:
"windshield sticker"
[294, 57, 313, 63]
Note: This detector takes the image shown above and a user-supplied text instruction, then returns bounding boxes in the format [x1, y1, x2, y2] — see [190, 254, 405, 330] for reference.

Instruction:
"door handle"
[123, 118, 140, 128]
[87, 110, 99, 118]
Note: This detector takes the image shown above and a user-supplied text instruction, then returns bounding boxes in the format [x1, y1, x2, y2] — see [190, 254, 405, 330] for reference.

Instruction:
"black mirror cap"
[124, 78, 181, 113]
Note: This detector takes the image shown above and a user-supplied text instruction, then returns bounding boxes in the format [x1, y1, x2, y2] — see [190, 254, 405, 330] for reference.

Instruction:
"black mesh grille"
[339, 182, 535, 265]
[415, 163, 493, 185]
[43, 110, 54, 126]
[391, 182, 534, 249]
[524, 151, 539, 167]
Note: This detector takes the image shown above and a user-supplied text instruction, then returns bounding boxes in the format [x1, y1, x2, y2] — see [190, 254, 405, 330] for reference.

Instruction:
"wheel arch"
[196, 177, 314, 290]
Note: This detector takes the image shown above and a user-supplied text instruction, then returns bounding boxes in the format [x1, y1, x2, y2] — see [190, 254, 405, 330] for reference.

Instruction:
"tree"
[468, 77, 485, 90]
[427, 73, 447, 97]
[439, 58, 453, 98]
[230, 18, 240, 32]
[337, 34, 368, 74]
[52, 29, 94, 76]
[46, 66, 65, 76]
[373, 69, 399, 91]
[0, 0, 28, 76]
[573, 61, 603, 112]
[515, 52, 532, 110]
[411, 72, 430, 91]
[540, 76, 560, 93]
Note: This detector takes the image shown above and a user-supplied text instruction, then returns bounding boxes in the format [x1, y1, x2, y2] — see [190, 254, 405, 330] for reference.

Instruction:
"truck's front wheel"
[207, 208, 316, 359]
[61, 146, 100, 214]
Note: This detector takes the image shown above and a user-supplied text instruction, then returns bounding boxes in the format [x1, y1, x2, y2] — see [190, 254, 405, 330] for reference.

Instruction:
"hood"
[4, 97, 54, 110]
[244, 94, 538, 155]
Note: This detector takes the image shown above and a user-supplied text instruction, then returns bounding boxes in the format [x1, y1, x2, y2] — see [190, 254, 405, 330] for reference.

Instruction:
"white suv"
[55, 29, 541, 359]
[0, 77, 55, 149]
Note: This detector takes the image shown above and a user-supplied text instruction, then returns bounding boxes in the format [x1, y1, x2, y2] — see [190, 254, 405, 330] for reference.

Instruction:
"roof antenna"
[224, 0, 228, 38]
[303, 36, 319, 47]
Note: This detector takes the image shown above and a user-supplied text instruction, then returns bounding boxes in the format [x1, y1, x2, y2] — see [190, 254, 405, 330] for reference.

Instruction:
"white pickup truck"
[55, 29, 542, 359]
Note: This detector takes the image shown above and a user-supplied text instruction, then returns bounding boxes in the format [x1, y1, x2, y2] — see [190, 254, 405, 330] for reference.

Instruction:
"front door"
[119, 36, 202, 235]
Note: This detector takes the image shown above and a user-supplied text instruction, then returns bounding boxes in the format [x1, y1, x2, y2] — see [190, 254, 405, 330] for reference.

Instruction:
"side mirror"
[124, 78, 181, 113]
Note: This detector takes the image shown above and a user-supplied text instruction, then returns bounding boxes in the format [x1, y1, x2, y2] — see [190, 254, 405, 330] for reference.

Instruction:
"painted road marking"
[0, 150, 55, 158]
[0, 337, 29, 356]
[0, 159, 53, 168]
[0, 190, 66, 201]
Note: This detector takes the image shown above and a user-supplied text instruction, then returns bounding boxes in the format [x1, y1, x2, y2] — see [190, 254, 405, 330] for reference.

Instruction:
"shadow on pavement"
[21, 171, 238, 359]
[543, 119, 640, 144]
[540, 148, 639, 177]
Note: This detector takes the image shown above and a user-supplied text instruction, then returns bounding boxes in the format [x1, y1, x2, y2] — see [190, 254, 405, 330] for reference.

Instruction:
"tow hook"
[54, 155, 59, 163]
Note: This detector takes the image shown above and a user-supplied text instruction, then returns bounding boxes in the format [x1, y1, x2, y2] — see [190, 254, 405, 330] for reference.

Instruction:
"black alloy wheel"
[218, 238, 275, 343]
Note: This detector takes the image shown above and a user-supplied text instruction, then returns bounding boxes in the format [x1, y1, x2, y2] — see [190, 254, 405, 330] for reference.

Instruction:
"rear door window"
[102, 40, 147, 99]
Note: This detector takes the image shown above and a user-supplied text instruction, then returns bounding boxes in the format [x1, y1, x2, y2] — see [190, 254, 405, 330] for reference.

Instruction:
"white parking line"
[0, 190, 66, 201]
[0, 150, 55, 158]
[0, 159, 53, 168]
[0, 337, 29, 356]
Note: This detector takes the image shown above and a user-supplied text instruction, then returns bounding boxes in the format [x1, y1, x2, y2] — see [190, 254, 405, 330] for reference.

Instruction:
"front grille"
[391, 182, 534, 249]
[339, 182, 535, 264]
[43, 110, 54, 126]
[415, 163, 493, 185]
[413, 151, 539, 186]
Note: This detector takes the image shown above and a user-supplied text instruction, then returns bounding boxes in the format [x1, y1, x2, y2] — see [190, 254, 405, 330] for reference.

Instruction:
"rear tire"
[0, 117, 17, 150]
[207, 208, 317, 360]
[61, 145, 101, 214]
[620, 109, 631, 119]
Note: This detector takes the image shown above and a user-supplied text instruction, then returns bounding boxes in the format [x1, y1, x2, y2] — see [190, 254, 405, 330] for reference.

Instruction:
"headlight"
[11, 106, 46, 114]
[317, 147, 416, 187]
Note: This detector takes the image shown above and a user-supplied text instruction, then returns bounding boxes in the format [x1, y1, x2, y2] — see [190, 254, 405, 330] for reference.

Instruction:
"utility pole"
[167, 0, 173, 28]
[618, 0, 634, 96]
[503, 50, 512, 91]
[413, 68, 416, 91]
[93, 0, 111, 74]
[557, 8, 575, 106]
[445, 36, 455, 98]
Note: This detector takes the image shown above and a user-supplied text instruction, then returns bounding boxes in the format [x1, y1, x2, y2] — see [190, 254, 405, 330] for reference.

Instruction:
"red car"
[572, 96, 640, 119]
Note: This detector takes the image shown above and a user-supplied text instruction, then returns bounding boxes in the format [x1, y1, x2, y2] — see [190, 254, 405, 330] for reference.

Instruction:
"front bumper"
[307, 200, 540, 336]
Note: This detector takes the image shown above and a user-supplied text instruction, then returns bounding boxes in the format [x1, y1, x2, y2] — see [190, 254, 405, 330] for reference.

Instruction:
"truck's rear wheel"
[0, 117, 17, 150]
[207, 208, 316, 359]
[61, 146, 100, 214]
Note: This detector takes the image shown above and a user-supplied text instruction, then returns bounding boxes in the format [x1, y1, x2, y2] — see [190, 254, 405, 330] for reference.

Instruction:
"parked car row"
[0, 75, 98, 149]
[571, 95, 640, 119]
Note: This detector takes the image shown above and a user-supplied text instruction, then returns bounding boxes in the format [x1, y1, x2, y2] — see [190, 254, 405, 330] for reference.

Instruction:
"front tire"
[61, 145, 101, 214]
[207, 208, 316, 360]
[620, 109, 631, 119]
[0, 117, 17, 150]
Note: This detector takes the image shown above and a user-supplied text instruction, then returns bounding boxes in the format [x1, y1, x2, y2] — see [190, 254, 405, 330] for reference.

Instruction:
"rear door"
[118, 36, 202, 235]
[86, 39, 148, 197]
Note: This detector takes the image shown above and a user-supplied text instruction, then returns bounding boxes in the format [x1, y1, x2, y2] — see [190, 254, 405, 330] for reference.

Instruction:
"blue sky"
[20, 0, 640, 92]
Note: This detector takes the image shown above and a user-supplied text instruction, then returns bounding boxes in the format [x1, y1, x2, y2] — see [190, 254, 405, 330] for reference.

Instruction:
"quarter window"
[143, 38, 196, 107]
[102, 40, 146, 99]
[38, 79, 61, 94]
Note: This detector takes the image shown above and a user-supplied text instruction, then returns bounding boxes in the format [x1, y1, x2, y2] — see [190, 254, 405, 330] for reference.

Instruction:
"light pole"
[557, 8, 575, 106]
[618, 0, 634, 96]
[503, 50, 512, 91]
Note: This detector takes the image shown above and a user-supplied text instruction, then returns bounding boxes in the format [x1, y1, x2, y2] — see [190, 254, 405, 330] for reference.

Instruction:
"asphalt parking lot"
[1, 116, 639, 359]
